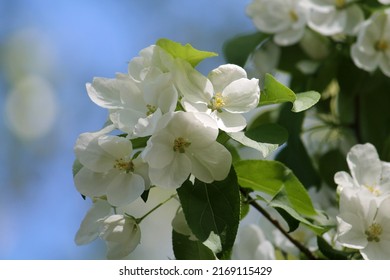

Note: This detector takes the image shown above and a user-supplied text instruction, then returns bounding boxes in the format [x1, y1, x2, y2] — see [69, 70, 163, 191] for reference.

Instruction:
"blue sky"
[0, 0, 254, 259]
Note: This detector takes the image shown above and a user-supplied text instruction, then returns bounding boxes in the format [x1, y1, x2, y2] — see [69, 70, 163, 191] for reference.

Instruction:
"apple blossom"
[75, 199, 141, 259]
[351, 9, 390, 77]
[74, 132, 149, 207]
[336, 190, 390, 260]
[334, 143, 390, 202]
[304, 0, 364, 36]
[246, 0, 308, 46]
[175, 61, 260, 132]
[142, 111, 232, 189]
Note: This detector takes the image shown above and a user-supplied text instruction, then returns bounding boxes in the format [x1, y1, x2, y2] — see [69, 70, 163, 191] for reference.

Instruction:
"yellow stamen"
[173, 137, 191, 153]
[146, 104, 157, 116]
[335, 0, 346, 8]
[365, 223, 383, 242]
[289, 10, 298, 22]
[375, 40, 389, 52]
[114, 158, 134, 173]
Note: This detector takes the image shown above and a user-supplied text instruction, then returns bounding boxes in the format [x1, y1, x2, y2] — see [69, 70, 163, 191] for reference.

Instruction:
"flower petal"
[213, 111, 247, 133]
[74, 167, 113, 198]
[347, 143, 381, 187]
[222, 78, 260, 113]
[107, 173, 145, 206]
[74, 199, 112, 245]
[188, 141, 232, 183]
[148, 153, 192, 189]
[208, 64, 247, 93]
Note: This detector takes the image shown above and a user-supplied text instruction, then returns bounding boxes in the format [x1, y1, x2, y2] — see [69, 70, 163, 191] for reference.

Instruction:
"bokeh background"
[0, 0, 255, 259]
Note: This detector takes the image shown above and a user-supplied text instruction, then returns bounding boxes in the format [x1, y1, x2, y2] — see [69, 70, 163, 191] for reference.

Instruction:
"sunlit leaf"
[157, 38, 217, 67]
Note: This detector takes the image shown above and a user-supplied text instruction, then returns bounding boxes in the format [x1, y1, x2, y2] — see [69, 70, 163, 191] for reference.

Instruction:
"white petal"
[74, 167, 113, 198]
[347, 143, 382, 187]
[98, 135, 132, 159]
[188, 142, 232, 183]
[74, 128, 116, 172]
[360, 240, 390, 260]
[208, 64, 247, 93]
[166, 112, 218, 147]
[105, 223, 141, 259]
[133, 108, 162, 137]
[107, 173, 145, 206]
[142, 130, 175, 169]
[75, 200, 112, 245]
[274, 27, 305, 46]
[173, 59, 213, 103]
[109, 109, 145, 134]
[344, 5, 365, 35]
[336, 215, 367, 249]
[351, 44, 380, 72]
[308, 9, 346, 36]
[148, 153, 192, 189]
[86, 78, 123, 109]
[334, 171, 356, 190]
[214, 111, 247, 133]
[222, 78, 260, 113]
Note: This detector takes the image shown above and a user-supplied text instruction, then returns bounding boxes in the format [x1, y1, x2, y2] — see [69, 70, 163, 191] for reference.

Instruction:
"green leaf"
[246, 123, 288, 145]
[269, 189, 325, 234]
[260, 74, 320, 112]
[227, 131, 279, 158]
[172, 230, 216, 260]
[318, 149, 348, 188]
[317, 236, 349, 260]
[156, 38, 217, 67]
[223, 32, 269, 67]
[177, 167, 240, 258]
[292, 91, 321, 113]
[234, 160, 316, 216]
[260, 74, 296, 105]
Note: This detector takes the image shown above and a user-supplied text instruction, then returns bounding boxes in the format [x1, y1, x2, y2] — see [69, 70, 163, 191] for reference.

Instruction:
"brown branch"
[241, 188, 317, 260]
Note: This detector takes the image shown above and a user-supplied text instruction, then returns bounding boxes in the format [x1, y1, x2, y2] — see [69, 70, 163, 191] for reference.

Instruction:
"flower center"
[289, 10, 298, 22]
[335, 0, 346, 9]
[146, 104, 157, 116]
[114, 158, 134, 173]
[209, 92, 225, 112]
[173, 137, 191, 153]
[365, 185, 382, 196]
[365, 223, 383, 242]
[375, 40, 388, 52]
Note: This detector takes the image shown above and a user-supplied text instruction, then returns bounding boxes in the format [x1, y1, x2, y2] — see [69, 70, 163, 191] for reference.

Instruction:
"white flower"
[351, 9, 390, 77]
[305, 0, 364, 36]
[86, 45, 179, 137]
[75, 200, 141, 259]
[334, 143, 390, 201]
[142, 111, 232, 189]
[175, 62, 260, 132]
[74, 131, 149, 207]
[75, 199, 113, 246]
[100, 214, 141, 259]
[379, 0, 390, 4]
[336, 190, 390, 259]
[233, 224, 275, 260]
[86, 74, 178, 138]
[246, 0, 308, 46]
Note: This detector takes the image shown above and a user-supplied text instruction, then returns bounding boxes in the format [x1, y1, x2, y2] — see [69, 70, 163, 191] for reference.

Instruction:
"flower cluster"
[247, 0, 390, 77]
[334, 143, 390, 259]
[73, 39, 260, 258]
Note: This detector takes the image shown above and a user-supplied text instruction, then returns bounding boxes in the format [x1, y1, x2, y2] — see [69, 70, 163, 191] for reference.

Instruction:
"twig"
[241, 188, 317, 260]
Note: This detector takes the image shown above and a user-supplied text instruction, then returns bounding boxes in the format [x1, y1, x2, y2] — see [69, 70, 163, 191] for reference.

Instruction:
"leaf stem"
[240, 188, 317, 260]
[135, 193, 177, 224]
